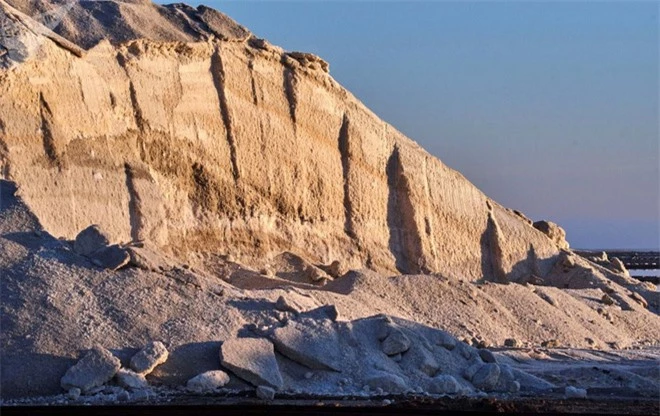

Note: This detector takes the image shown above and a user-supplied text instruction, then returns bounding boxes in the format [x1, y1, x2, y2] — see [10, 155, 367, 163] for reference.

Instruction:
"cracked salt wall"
[0, 36, 563, 278]
[282, 63, 298, 126]
[0, 135, 9, 178]
[210, 47, 239, 182]
[484, 201, 507, 283]
[338, 114, 356, 241]
[387, 146, 426, 274]
[126, 81, 146, 132]
[124, 163, 143, 242]
[38, 92, 59, 167]
[247, 58, 259, 106]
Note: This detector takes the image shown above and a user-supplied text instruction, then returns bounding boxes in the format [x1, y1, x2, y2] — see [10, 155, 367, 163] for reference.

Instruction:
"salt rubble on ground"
[54, 312, 549, 402]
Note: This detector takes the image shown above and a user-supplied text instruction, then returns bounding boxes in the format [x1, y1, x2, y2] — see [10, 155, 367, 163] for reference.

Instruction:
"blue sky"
[193, 1, 658, 249]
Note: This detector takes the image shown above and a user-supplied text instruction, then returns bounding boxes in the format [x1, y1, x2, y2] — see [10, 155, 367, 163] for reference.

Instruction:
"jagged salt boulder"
[565, 386, 587, 399]
[365, 372, 408, 394]
[274, 296, 300, 314]
[256, 385, 276, 400]
[300, 304, 339, 322]
[60, 347, 121, 392]
[270, 320, 342, 371]
[91, 245, 130, 271]
[493, 364, 520, 393]
[73, 225, 110, 256]
[186, 370, 230, 393]
[381, 327, 411, 356]
[130, 341, 169, 375]
[115, 368, 148, 390]
[220, 338, 283, 389]
[478, 349, 497, 363]
[609, 257, 629, 276]
[428, 375, 461, 394]
[533, 220, 569, 249]
[471, 363, 501, 392]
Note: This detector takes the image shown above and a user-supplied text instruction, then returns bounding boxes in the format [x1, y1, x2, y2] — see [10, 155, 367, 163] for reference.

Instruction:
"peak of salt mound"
[2, 0, 251, 49]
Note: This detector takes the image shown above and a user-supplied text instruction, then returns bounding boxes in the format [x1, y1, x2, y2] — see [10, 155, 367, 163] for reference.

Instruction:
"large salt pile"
[0, 0, 658, 406]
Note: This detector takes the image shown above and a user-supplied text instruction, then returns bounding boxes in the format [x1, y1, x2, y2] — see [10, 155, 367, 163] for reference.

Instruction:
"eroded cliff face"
[0, 0, 564, 281]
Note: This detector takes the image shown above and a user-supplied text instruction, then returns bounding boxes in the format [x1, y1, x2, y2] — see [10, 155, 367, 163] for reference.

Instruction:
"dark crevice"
[0, 138, 9, 179]
[481, 203, 507, 283]
[386, 146, 426, 274]
[247, 59, 259, 106]
[257, 121, 270, 198]
[422, 158, 438, 268]
[127, 81, 145, 131]
[191, 162, 218, 214]
[210, 47, 239, 182]
[116, 53, 147, 163]
[116, 53, 146, 132]
[282, 64, 297, 126]
[124, 163, 143, 242]
[528, 244, 541, 276]
[338, 114, 356, 240]
[38, 92, 60, 167]
[424, 218, 432, 236]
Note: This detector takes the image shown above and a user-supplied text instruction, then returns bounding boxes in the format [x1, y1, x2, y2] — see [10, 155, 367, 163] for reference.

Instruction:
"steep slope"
[0, 0, 568, 281]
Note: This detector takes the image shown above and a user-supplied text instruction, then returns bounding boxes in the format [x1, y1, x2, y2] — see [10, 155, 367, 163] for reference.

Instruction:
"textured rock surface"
[115, 368, 148, 390]
[471, 363, 501, 392]
[365, 372, 408, 394]
[532, 221, 569, 250]
[381, 327, 412, 356]
[186, 370, 230, 393]
[90, 245, 131, 270]
[60, 347, 121, 392]
[0, 0, 568, 283]
[565, 386, 587, 399]
[256, 385, 275, 400]
[220, 338, 283, 389]
[428, 375, 461, 394]
[271, 320, 342, 371]
[73, 225, 110, 256]
[130, 341, 169, 375]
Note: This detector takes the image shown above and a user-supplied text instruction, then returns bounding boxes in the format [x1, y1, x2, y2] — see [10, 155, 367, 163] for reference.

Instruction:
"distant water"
[630, 269, 659, 291]
[633, 269, 659, 277]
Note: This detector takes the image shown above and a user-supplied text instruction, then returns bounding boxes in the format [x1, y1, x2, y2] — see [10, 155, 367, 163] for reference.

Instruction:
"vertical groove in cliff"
[116, 52, 147, 161]
[0, 115, 7, 177]
[485, 202, 507, 283]
[528, 244, 541, 276]
[422, 157, 439, 270]
[282, 64, 298, 126]
[116, 53, 143, 130]
[0, 134, 9, 179]
[386, 146, 425, 274]
[127, 81, 145, 131]
[124, 163, 143, 242]
[337, 114, 356, 240]
[247, 58, 259, 106]
[210, 47, 239, 182]
[38, 92, 60, 167]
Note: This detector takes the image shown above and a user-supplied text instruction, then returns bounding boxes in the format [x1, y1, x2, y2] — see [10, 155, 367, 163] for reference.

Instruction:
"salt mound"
[1, 0, 659, 404]
[3, 0, 251, 49]
[1, 0, 575, 282]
